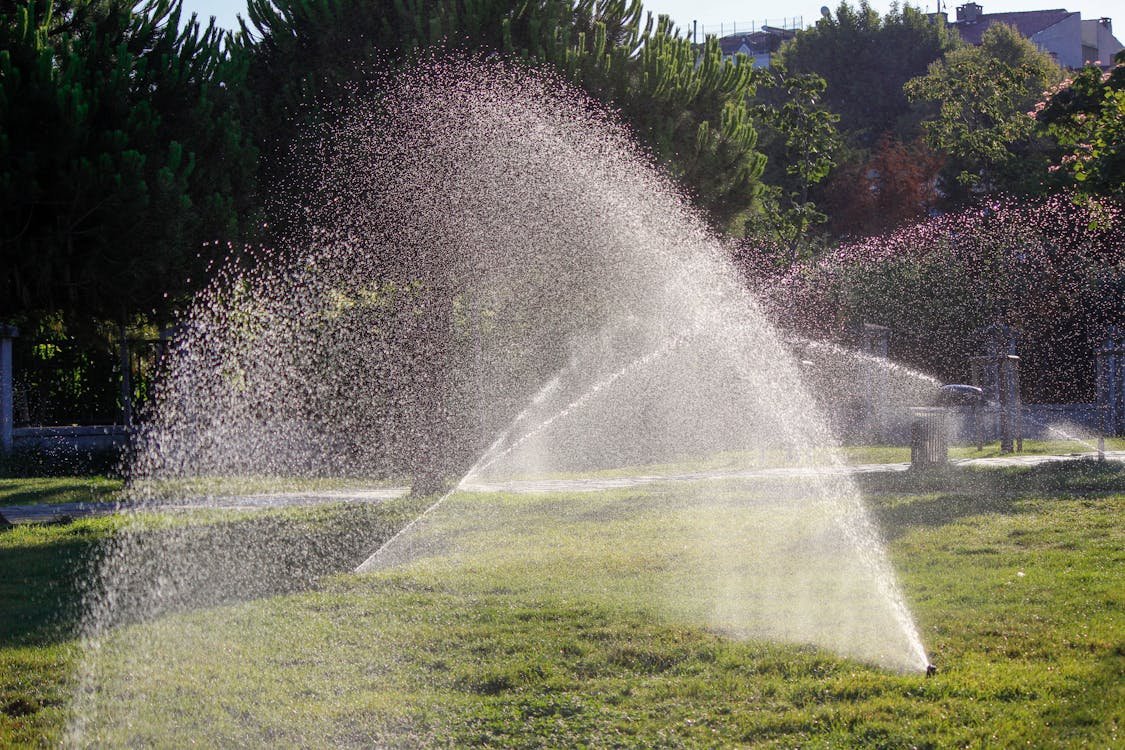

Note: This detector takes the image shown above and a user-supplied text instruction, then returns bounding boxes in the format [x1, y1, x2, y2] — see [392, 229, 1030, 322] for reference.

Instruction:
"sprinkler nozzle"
[925, 663, 938, 677]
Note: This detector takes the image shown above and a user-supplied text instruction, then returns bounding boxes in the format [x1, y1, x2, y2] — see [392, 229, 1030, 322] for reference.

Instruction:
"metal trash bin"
[911, 407, 948, 469]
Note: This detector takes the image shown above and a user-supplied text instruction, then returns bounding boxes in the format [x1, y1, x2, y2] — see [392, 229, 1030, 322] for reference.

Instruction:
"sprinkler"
[926, 663, 938, 677]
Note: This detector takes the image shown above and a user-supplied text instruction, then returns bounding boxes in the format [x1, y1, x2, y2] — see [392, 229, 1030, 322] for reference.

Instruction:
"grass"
[0, 477, 123, 508]
[2, 462, 1123, 747]
[4, 439, 1120, 506]
[0, 515, 120, 746]
[840, 436, 1125, 464]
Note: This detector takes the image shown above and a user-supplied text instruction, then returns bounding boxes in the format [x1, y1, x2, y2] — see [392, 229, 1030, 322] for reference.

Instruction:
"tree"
[765, 194, 1123, 402]
[905, 22, 1065, 200]
[748, 68, 841, 262]
[233, 0, 766, 236]
[225, 1, 772, 488]
[778, 1, 960, 149]
[1034, 51, 1125, 201]
[617, 26, 766, 233]
[0, 0, 256, 325]
[819, 134, 943, 237]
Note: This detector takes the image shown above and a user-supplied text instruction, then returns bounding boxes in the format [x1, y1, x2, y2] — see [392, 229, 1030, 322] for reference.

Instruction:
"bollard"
[0, 325, 17, 453]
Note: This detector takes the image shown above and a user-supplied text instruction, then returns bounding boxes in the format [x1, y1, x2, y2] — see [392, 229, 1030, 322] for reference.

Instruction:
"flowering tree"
[761, 194, 1123, 402]
[1035, 51, 1125, 201]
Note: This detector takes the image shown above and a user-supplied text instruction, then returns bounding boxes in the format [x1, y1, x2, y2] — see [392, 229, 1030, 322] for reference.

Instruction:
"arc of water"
[463, 334, 685, 484]
[789, 334, 943, 387]
[352, 372, 566, 574]
[1019, 411, 1099, 451]
[723, 325, 932, 670]
[354, 333, 686, 573]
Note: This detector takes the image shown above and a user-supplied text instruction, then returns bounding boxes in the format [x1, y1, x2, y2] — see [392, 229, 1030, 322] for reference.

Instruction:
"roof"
[717, 28, 797, 56]
[953, 10, 1074, 45]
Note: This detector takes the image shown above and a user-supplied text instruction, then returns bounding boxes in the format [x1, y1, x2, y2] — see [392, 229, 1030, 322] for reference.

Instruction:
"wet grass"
[0, 498, 429, 746]
[948, 436, 1125, 460]
[0, 515, 117, 746]
[2, 462, 1123, 746]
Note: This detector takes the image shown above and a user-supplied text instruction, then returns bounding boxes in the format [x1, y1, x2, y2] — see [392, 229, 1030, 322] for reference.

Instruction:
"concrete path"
[0, 487, 409, 526]
[460, 450, 1125, 495]
[2, 451, 1122, 525]
[952, 449, 1125, 468]
[459, 460, 912, 495]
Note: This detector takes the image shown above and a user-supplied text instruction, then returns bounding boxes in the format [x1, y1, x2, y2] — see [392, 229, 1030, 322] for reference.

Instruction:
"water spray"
[354, 334, 686, 573]
[75, 62, 943, 742]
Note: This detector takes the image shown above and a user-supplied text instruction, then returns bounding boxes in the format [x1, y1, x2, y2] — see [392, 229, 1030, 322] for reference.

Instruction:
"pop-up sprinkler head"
[926, 663, 938, 677]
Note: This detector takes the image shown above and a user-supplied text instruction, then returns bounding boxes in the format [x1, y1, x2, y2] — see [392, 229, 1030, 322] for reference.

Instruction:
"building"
[949, 3, 1123, 68]
[717, 25, 799, 67]
[1082, 15, 1124, 65]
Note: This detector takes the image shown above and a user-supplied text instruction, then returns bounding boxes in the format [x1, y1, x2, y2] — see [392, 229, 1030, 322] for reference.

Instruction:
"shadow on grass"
[0, 498, 428, 649]
[860, 459, 1125, 540]
[0, 478, 121, 508]
[0, 529, 100, 647]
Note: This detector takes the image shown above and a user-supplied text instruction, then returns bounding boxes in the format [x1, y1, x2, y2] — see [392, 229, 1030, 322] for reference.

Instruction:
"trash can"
[910, 407, 948, 469]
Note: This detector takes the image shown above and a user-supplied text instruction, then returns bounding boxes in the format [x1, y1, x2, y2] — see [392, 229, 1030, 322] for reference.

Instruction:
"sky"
[181, 0, 1124, 39]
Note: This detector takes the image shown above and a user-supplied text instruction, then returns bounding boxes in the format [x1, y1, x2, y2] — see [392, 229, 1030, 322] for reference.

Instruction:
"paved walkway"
[0, 487, 408, 525]
[3, 451, 1122, 525]
[461, 450, 1125, 494]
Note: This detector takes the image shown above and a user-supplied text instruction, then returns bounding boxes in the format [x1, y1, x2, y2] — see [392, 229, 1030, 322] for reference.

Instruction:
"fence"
[1, 326, 168, 455]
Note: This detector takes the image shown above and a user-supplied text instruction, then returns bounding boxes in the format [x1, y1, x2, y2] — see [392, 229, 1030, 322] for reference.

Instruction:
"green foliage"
[616, 28, 765, 233]
[779, 1, 960, 148]
[767, 194, 1123, 401]
[749, 69, 841, 260]
[0, 0, 257, 324]
[905, 22, 1065, 199]
[234, 1, 765, 236]
[1035, 51, 1125, 200]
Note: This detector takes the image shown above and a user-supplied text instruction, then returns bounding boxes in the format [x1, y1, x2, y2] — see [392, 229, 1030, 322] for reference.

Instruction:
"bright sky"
[181, 0, 1124, 39]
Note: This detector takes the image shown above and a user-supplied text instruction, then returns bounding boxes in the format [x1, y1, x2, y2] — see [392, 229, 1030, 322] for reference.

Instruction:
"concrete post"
[119, 325, 132, 428]
[1, 325, 18, 453]
[1098, 326, 1124, 437]
[998, 355, 1013, 454]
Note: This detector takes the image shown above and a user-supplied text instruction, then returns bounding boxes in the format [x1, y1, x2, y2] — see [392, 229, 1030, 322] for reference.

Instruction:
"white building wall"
[1032, 13, 1083, 68]
[1082, 18, 1124, 64]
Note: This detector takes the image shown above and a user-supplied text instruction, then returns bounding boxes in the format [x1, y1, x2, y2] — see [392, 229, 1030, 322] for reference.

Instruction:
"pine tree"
[233, 0, 766, 236]
[0, 0, 256, 324]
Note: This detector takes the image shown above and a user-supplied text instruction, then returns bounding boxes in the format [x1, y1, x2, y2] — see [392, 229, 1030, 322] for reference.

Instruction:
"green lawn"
[2, 463, 1123, 747]
[0, 477, 123, 508]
